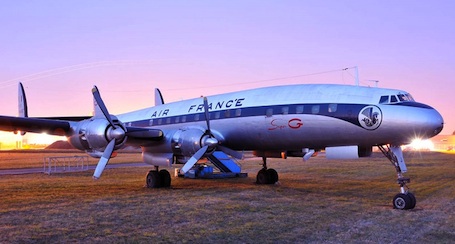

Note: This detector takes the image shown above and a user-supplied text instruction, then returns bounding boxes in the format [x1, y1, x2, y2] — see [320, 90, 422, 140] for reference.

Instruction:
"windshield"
[379, 93, 415, 104]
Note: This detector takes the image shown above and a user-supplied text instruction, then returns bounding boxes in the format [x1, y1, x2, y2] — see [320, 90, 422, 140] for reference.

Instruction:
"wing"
[0, 115, 71, 136]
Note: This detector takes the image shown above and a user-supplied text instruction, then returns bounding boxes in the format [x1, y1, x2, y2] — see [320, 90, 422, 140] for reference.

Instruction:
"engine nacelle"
[67, 117, 126, 155]
[142, 152, 174, 167]
[171, 128, 207, 157]
[325, 145, 372, 159]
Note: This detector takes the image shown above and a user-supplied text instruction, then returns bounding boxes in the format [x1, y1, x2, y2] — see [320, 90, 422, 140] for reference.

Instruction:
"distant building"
[431, 134, 455, 152]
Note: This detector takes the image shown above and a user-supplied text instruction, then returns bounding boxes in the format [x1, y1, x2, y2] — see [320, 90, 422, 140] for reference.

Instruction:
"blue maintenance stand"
[181, 151, 248, 179]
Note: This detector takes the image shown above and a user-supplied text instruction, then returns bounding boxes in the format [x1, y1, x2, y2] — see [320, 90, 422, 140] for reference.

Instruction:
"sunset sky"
[1, 1, 454, 144]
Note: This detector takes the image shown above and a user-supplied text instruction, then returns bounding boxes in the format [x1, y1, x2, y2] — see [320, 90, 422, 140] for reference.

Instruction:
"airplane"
[0, 82, 444, 210]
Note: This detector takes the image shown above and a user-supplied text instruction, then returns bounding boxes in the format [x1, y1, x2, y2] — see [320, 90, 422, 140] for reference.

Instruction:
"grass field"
[1, 150, 454, 243]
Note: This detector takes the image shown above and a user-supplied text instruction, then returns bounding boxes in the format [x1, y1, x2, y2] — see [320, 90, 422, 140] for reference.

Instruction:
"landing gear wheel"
[407, 192, 416, 209]
[267, 168, 278, 184]
[159, 169, 171, 188]
[393, 193, 415, 210]
[146, 171, 161, 188]
[256, 169, 269, 184]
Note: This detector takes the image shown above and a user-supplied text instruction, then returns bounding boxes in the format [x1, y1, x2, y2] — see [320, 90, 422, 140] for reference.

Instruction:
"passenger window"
[379, 96, 389, 104]
[175, 117, 180, 123]
[166, 118, 171, 124]
[391, 96, 398, 103]
[215, 112, 221, 119]
[235, 109, 241, 117]
[225, 110, 231, 118]
[157, 119, 162, 125]
[194, 114, 200, 121]
[296, 105, 304, 114]
[182, 116, 187, 123]
[282, 107, 289, 115]
[149, 120, 153, 126]
[328, 104, 337, 113]
[266, 108, 273, 117]
[312, 105, 319, 114]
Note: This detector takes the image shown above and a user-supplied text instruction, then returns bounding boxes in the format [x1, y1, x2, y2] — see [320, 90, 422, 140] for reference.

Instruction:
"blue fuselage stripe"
[129, 103, 368, 128]
[128, 102, 430, 129]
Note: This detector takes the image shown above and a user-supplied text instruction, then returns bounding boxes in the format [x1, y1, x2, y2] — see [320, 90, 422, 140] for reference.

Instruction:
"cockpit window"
[379, 93, 415, 104]
[397, 93, 415, 102]
[390, 95, 398, 103]
[379, 96, 389, 104]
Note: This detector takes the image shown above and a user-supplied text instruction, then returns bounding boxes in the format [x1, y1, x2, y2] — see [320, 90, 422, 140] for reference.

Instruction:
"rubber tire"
[256, 169, 269, 184]
[393, 193, 412, 210]
[146, 171, 161, 188]
[159, 169, 171, 188]
[407, 192, 416, 210]
[267, 168, 279, 184]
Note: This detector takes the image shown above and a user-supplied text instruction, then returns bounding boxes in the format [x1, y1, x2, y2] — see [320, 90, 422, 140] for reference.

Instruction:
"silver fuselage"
[117, 84, 443, 153]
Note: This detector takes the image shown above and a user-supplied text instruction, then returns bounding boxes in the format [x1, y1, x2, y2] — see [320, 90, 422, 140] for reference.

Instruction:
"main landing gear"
[256, 157, 279, 184]
[378, 145, 416, 210]
[146, 166, 171, 188]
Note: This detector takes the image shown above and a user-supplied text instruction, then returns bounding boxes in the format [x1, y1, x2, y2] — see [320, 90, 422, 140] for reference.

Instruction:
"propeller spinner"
[92, 86, 126, 179]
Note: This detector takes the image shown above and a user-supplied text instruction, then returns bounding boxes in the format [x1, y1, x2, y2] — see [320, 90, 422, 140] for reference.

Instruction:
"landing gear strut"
[378, 145, 416, 210]
[256, 157, 279, 184]
[146, 166, 171, 188]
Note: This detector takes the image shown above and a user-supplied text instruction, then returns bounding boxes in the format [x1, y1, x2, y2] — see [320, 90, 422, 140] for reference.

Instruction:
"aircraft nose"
[423, 107, 444, 138]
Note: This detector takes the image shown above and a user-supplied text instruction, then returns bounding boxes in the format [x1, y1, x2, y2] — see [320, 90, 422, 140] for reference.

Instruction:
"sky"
[0, 0, 454, 144]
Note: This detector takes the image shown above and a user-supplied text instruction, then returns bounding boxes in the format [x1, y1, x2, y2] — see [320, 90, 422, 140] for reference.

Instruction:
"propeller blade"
[92, 86, 116, 129]
[218, 145, 243, 159]
[203, 97, 211, 132]
[93, 139, 116, 179]
[180, 145, 209, 174]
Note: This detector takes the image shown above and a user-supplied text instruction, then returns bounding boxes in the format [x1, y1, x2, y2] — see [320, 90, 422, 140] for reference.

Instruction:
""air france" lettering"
[188, 98, 245, 113]
[151, 109, 169, 118]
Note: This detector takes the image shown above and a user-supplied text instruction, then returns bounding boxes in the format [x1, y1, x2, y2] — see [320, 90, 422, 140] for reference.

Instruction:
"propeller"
[91, 86, 126, 179]
[180, 97, 243, 174]
[93, 139, 116, 179]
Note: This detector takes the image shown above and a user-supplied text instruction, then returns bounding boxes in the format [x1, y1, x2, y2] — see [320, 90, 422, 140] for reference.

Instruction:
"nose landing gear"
[378, 144, 416, 210]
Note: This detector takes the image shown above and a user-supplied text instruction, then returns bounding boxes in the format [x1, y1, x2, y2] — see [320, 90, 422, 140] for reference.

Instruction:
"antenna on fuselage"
[354, 66, 359, 86]
[369, 80, 379, 87]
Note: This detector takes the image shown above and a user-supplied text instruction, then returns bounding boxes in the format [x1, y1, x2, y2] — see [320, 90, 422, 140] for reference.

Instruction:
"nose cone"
[420, 106, 444, 139]
[432, 110, 444, 135]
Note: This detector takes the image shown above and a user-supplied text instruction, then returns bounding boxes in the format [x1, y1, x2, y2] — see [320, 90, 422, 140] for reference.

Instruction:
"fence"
[43, 156, 89, 174]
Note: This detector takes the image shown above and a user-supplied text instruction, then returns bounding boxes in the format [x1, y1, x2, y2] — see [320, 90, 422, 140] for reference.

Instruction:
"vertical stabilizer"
[18, 82, 28, 135]
[92, 96, 103, 117]
[18, 82, 28, 118]
[155, 88, 165, 106]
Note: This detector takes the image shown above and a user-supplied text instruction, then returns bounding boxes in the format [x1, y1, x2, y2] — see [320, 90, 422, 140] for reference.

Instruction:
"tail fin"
[155, 88, 165, 106]
[18, 82, 28, 135]
[92, 96, 103, 117]
[18, 82, 28, 117]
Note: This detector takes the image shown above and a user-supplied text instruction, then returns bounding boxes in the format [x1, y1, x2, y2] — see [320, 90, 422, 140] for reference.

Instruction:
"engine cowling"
[67, 117, 127, 155]
[171, 128, 209, 156]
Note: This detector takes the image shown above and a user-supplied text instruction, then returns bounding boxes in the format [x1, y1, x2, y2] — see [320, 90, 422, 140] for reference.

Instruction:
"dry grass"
[1, 151, 454, 243]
